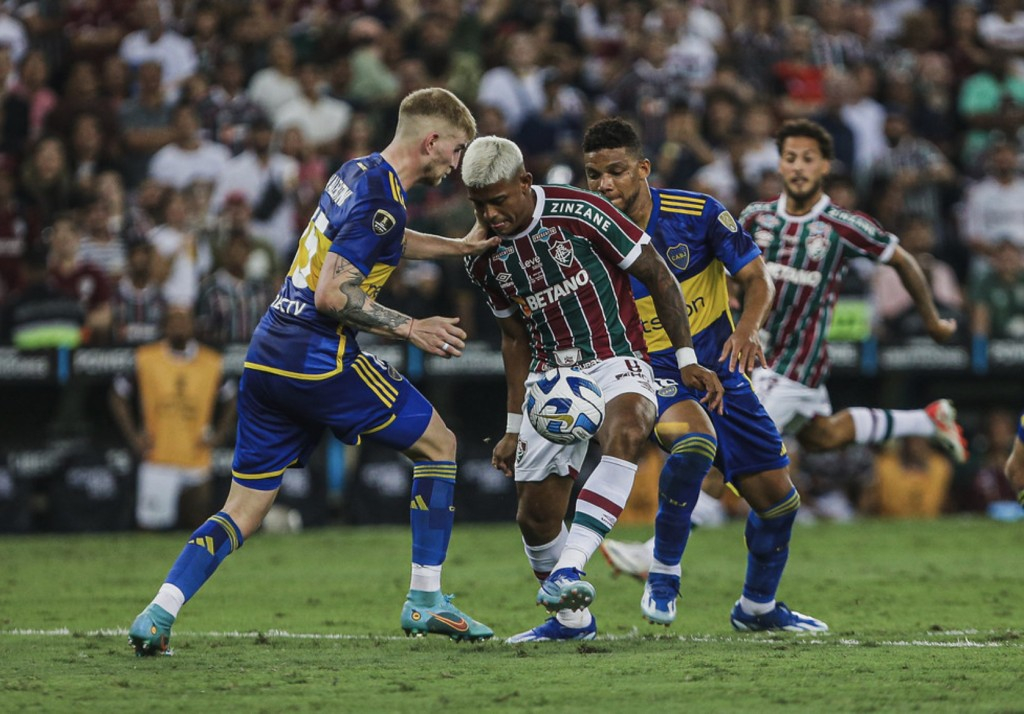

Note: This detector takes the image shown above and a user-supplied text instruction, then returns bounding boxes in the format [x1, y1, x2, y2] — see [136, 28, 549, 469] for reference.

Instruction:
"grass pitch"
[1, 518, 1022, 713]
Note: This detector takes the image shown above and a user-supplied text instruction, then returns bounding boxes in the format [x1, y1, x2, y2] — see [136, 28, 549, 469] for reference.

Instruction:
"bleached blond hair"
[461, 136, 524, 188]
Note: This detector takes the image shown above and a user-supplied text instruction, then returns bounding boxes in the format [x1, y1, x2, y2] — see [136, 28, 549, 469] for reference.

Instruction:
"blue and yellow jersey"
[244, 153, 408, 379]
[633, 188, 761, 376]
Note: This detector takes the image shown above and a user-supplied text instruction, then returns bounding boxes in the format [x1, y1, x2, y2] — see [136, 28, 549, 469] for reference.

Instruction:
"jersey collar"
[777, 192, 831, 223]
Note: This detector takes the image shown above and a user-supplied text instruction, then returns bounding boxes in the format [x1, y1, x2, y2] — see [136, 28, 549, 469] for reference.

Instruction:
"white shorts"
[136, 461, 211, 530]
[751, 367, 833, 436]
[514, 356, 656, 483]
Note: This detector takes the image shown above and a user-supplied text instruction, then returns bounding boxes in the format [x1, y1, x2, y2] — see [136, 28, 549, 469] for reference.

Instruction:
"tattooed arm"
[315, 251, 467, 358]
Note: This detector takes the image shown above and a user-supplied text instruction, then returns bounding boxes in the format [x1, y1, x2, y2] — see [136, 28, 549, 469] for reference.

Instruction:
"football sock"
[523, 523, 568, 582]
[741, 487, 800, 607]
[849, 407, 934, 444]
[556, 607, 592, 628]
[163, 512, 244, 606]
[555, 455, 637, 572]
[409, 564, 442, 593]
[409, 462, 456, 579]
[652, 434, 717, 568]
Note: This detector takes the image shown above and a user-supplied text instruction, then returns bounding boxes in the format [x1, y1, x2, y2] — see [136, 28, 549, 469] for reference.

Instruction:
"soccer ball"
[526, 368, 605, 445]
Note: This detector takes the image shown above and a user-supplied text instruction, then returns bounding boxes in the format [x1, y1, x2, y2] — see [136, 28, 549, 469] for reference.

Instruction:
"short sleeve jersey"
[244, 153, 408, 378]
[739, 193, 898, 388]
[465, 184, 650, 372]
[634, 188, 761, 375]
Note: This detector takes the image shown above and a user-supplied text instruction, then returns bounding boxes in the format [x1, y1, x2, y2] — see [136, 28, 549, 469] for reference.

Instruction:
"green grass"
[1, 518, 1022, 713]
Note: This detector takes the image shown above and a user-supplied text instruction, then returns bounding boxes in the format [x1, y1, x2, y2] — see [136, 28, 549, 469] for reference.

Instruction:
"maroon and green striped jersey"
[466, 184, 650, 372]
[739, 193, 897, 388]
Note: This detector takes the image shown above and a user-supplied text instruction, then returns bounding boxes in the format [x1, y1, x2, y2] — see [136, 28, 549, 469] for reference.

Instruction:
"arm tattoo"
[325, 259, 412, 335]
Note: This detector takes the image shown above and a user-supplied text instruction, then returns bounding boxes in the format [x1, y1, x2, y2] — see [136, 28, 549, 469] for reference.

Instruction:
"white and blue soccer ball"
[526, 368, 605, 445]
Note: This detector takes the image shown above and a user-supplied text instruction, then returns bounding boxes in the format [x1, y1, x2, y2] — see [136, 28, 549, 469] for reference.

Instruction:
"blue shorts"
[654, 366, 789, 483]
[232, 352, 433, 490]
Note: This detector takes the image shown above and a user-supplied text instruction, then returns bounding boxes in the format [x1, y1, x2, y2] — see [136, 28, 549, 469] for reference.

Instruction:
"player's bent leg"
[731, 469, 828, 633]
[796, 413, 856, 452]
[399, 410, 492, 640]
[129, 482, 271, 656]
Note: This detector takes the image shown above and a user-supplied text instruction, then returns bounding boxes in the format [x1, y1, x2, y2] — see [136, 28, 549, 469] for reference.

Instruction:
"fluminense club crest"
[805, 232, 830, 261]
[550, 239, 574, 266]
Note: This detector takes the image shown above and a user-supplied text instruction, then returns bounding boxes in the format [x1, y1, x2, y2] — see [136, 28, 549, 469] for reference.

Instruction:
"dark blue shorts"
[654, 366, 789, 483]
[232, 352, 433, 490]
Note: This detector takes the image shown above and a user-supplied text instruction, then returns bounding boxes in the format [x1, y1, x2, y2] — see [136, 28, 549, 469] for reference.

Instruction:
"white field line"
[1, 628, 1020, 648]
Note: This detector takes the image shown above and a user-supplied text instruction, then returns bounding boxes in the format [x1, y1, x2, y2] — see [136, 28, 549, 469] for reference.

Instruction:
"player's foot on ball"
[730, 600, 829, 633]
[536, 567, 595, 613]
[925, 399, 968, 463]
[599, 539, 652, 581]
[505, 614, 597, 643]
[128, 604, 175, 656]
[400, 591, 493, 642]
[641, 572, 680, 626]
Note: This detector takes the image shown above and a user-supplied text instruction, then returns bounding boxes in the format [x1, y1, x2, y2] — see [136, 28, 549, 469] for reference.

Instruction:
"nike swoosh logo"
[431, 613, 469, 631]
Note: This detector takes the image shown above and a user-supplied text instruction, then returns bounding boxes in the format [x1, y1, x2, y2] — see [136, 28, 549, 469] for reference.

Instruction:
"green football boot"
[128, 604, 175, 656]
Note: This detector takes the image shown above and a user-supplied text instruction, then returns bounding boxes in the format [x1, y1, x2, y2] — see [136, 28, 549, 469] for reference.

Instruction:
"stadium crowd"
[0, 0, 1021, 522]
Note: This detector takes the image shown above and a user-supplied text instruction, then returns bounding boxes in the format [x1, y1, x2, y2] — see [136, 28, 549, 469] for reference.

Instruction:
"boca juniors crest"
[666, 244, 690, 271]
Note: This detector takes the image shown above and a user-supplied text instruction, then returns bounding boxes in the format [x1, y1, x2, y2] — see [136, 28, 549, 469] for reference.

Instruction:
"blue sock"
[653, 434, 716, 567]
[742, 487, 800, 604]
[165, 512, 244, 602]
[410, 461, 457, 566]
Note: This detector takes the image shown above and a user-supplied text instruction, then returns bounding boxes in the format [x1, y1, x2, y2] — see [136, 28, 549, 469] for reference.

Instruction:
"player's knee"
[515, 506, 560, 544]
[797, 419, 840, 452]
[662, 434, 717, 490]
[602, 417, 654, 460]
[745, 490, 800, 556]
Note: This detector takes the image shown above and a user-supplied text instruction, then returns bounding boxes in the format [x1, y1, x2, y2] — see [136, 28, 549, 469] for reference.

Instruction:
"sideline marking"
[1, 628, 1020, 648]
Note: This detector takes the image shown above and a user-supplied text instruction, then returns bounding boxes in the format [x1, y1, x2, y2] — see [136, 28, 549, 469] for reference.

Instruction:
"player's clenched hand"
[925, 317, 957, 344]
[491, 433, 518, 478]
[461, 220, 501, 255]
[407, 316, 467, 358]
[718, 326, 766, 374]
[680, 364, 725, 414]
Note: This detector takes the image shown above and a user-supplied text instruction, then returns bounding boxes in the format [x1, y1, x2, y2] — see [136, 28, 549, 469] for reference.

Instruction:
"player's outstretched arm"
[628, 244, 724, 412]
[718, 256, 773, 374]
[315, 251, 466, 358]
[491, 314, 531, 478]
[888, 244, 957, 343]
[402, 222, 500, 259]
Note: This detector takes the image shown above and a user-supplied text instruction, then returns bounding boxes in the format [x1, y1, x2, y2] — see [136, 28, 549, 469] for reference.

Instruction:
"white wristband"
[675, 347, 698, 368]
[506, 413, 523, 433]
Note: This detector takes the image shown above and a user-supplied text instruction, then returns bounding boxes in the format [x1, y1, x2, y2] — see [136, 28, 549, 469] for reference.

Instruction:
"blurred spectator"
[47, 214, 112, 342]
[960, 140, 1024, 263]
[188, 1, 227, 78]
[109, 307, 236, 531]
[812, 70, 857, 175]
[0, 157, 39, 296]
[401, 9, 483, 100]
[861, 436, 953, 518]
[77, 192, 126, 282]
[118, 60, 174, 189]
[652, 100, 713, 189]
[957, 48, 1024, 172]
[195, 230, 275, 347]
[0, 242, 83, 349]
[196, 49, 263, 155]
[345, 16, 400, 110]
[867, 110, 955, 242]
[65, 0, 131, 64]
[99, 171, 153, 248]
[147, 189, 205, 309]
[110, 238, 165, 346]
[811, 0, 867, 70]
[872, 213, 964, 342]
[949, 2, 988, 87]
[68, 112, 120, 193]
[731, 1, 788, 95]
[516, 67, 587, 179]
[978, 0, 1024, 78]
[0, 46, 29, 158]
[274, 61, 352, 155]
[969, 239, 1024, 341]
[771, 16, 827, 119]
[737, 101, 779, 188]
[869, 0, 927, 44]
[246, 34, 301, 123]
[101, 54, 132, 111]
[14, 49, 57, 143]
[18, 136, 74, 228]
[46, 61, 119, 148]
[118, 0, 198, 99]
[960, 408, 1020, 513]
[210, 115, 298, 265]
[0, 4, 27, 64]
[842, 64, 888, 179]
[277, 125, 327, 231]
[335, 111, 376, 163]
[477, 29, 547, 136]
[148, 104, 230, 191]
